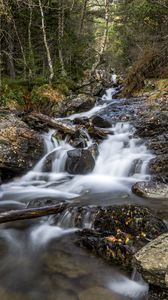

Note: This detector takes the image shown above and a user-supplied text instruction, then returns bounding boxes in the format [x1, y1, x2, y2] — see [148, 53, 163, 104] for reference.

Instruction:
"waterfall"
[0, 86, 152, 300]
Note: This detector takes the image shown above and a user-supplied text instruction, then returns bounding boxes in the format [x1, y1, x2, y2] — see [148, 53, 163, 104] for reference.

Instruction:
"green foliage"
[107, 0, 168, 73]
[1, 89, 25, 107]
[0, 82, 25, 107]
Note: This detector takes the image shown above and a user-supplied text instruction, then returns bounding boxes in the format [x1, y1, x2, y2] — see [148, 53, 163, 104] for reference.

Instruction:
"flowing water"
[0, 87, 158, 300]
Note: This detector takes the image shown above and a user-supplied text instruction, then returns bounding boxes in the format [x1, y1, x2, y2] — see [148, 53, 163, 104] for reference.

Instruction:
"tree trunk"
[58, 0, 66, 76]
[6, 22, 16, 79]
[28, 0, 34, 80]
[25, 112, 77, 134]
[91, 0, 109, 74]
[78, 0, 88, 35]
[39, 0, 54, 83]
[0, 202, 68, 224]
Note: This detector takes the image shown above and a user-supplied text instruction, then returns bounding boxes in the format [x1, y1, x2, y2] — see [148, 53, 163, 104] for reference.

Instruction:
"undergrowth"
[0, 77, 76, 115]
[123, 49, 168, 96]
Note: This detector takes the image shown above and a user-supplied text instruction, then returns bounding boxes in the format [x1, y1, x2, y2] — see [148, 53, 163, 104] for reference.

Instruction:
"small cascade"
[108, 274, 148, 299]
[0, 101, 153, 203]
[102, 87, 118, 101]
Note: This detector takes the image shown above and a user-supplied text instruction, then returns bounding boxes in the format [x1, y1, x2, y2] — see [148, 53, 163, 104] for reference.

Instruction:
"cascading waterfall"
[0, 87, 152, 299]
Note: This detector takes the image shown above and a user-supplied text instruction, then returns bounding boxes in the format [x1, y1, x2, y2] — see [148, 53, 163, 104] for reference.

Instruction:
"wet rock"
[42, 152, 55, 172]
[70, 138, 87, 149]
[88, 143, 99, 160]
[145, 134, 168, 155]
[93, 205, 166, 240]
[132, 181, 168, 199]
[27, 198, 58, 208]
[91, 115, 111, 128]
[77, 229, 133, 267]
[0, 110, 43, 181]
[91, 115, 111, 129]
[73, 117, 89, 125]
[78, 81, 104, 96]
[148, 155, 168, 177]
[148, 286, 168, 300]
[74, 205, 167, 268]
[65, 149, 95, 174]
[134, 233, 168, 288]
[61, 94, 95, 116]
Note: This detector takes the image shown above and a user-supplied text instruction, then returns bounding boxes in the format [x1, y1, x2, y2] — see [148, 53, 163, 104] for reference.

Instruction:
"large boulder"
[91, 115, 111, 128]
[61, 94, 95, 116]
[134, 233, 168, 288]
[50, 205, 167, 268]
[65, 149, 95, 174]
[132, 181, 168, 199]
[148, 155, 168, 178]
[0, 110, 43, 181]
[145, 134, 168, 156]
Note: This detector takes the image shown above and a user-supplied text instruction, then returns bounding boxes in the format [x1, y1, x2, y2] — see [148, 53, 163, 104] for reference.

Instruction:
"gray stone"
[134, 233, 168, 288]
[132, 181, 168, 199]
[91, 115, 111, 128]
[0, 110, 43, 181]
[65, 149, 95, 175]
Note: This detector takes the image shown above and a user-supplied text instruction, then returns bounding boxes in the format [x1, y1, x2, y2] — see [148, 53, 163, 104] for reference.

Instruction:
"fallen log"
[0, 202, 69, 224]
[26, 112, 111, 140]
[25, 112, 77, 135]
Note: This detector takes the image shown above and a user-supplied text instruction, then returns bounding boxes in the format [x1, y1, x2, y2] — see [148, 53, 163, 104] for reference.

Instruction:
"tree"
[38, 0, 54, 83]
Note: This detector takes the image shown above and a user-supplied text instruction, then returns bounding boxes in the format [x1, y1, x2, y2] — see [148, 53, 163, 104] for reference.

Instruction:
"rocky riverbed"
[0, 80, 168, 299]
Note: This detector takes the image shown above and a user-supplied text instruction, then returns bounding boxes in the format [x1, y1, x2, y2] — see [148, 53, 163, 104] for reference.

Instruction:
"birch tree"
[28, 0, 34, 80]
[91, 0, 110, 74]
[38, 0, 54, 83]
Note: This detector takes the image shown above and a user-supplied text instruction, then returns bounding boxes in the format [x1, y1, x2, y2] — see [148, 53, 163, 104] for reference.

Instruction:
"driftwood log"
[26, 112, 77, 135]
[26, 112, 111, 140]
[0, 202, 69, 224]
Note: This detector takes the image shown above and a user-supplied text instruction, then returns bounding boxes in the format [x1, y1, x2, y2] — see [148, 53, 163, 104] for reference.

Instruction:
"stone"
[148, 286, 168, 300]
[91, 115, 111, 128]
[0, 110, 43, 181]
[88, 143, 99, 160]
[134, 233, 168, 288]
[132, 181, 168, 199]
[74, 205, 167, 268]
[148, 155, 168, 177]
[27, 198, 58, 208]
[61, 94, 95, 116]
[65, 149, 95, 175]
[70, 138, 87, 149]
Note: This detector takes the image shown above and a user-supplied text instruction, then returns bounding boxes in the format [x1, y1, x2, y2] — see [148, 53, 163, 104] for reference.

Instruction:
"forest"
[1, 0, 168, 103]
[0, 1, 168, 300]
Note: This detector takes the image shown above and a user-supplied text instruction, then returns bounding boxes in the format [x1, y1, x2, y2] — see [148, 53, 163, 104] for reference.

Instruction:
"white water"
[109, 275, 148, 299]
[112, 73, 117, 84]
[0, 87, 152, 299]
